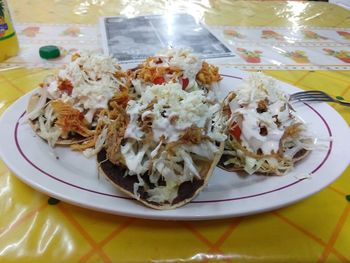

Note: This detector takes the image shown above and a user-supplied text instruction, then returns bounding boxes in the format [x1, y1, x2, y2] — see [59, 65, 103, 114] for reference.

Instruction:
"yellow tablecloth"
[1, 1, 350, 262]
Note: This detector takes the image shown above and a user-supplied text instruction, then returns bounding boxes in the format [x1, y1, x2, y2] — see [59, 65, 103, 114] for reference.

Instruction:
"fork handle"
[336, 100, 350, 107]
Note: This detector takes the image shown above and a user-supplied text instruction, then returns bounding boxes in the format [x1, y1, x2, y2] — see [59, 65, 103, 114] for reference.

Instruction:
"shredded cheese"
[44, 51, 126, 124]
[125, 83, 221, 143]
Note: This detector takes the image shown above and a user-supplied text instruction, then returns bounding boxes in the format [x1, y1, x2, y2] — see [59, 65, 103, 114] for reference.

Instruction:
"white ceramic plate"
[0, 68, 349, 220]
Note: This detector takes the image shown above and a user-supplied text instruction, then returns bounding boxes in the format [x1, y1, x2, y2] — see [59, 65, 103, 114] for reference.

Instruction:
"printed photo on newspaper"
[99, 13, 233, 63]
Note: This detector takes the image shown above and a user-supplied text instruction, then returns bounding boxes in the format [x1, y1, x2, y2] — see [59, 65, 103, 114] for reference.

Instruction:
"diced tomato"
[229, 122, 241, 139]
[153, 76, 165, 85]
[181, 78, 189, 90]
[58, 80, 73, 95]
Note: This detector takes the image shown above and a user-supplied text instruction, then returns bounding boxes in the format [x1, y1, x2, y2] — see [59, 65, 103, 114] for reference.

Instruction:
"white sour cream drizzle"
[228, 73, 293, 155]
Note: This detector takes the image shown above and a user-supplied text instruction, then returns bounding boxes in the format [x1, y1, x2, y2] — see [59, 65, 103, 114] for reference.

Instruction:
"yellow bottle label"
[0, 0, 16, 41]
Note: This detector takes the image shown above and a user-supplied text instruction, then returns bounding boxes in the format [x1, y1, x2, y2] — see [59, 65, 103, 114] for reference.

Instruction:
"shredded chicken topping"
[196, 61, 222, 86]
[50, 100, 93, 138]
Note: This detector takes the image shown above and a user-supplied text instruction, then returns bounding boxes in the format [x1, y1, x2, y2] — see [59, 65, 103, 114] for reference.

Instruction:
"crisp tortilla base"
[218, 148, 310, 174]
[26, 93, 86, 145]
[97, 142, 224, 210]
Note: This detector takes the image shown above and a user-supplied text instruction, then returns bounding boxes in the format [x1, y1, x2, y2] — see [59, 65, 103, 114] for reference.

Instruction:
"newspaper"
[99, 14, 233, 63]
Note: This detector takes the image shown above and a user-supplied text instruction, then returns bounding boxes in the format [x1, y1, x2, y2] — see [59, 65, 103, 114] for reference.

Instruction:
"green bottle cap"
[39, 45, 61, 59]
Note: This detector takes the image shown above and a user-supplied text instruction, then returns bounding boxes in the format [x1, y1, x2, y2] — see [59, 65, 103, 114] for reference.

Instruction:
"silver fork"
[289, 90, 350, 107]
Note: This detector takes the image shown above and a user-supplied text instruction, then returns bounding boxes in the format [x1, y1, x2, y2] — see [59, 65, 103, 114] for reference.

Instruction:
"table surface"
[1, 1, 350, 262]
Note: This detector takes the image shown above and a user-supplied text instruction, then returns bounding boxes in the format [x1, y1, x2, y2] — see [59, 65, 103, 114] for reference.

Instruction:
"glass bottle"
[0, 0, 19, 62]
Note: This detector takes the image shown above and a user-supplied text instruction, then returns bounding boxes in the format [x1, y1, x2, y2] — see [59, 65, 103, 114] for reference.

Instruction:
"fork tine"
[291, 90, 319, 94]
[291, 92, 325, 97]
[290, 90, 332, 100]
[291, 90, 328, 95]
[290, 90, 350, 106]
[290, 98, 333, 102]
[291, 94, 330, 99]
